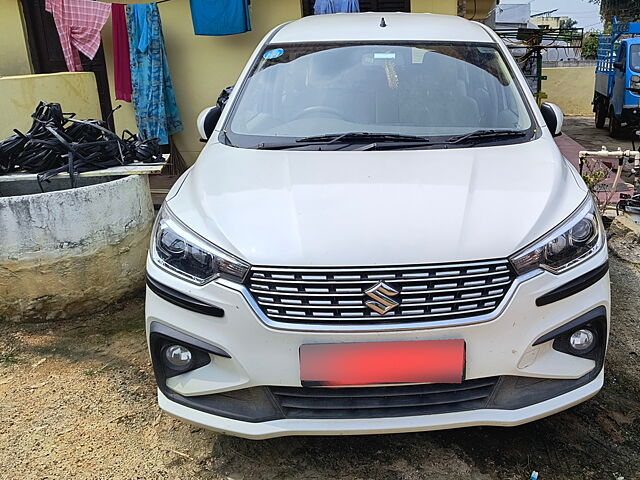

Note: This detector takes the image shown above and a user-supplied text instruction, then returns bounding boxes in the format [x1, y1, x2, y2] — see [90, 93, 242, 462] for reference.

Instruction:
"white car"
[145, 13, 610, 439]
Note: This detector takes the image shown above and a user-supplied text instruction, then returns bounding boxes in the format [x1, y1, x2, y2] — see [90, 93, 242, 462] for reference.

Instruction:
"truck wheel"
[595, 101, 606, 129]
[609, 110, 622, 138]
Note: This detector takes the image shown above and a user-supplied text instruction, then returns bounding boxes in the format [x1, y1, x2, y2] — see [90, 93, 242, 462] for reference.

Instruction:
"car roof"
[270, 13, 495, 44]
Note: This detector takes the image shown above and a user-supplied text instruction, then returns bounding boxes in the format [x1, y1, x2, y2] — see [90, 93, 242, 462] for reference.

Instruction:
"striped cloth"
[45, 0, 111, 72]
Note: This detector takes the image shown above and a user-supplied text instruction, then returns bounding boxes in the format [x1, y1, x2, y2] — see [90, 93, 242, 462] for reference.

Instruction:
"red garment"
[111, 3, 132, 102]
[45, 0, 111, 72]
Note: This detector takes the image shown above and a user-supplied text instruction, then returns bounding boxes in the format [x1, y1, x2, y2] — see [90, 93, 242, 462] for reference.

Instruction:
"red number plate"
[300, 339, 465, 387]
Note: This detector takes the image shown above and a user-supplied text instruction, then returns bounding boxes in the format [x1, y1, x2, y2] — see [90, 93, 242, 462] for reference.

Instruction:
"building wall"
[0, 0, 32, 76]
[0, 72, 101, 139]
[102, 0, 303, 165]
[411, 0, 457, 15]
[531, 16, 570, 30]
[542, 67, 596, 116]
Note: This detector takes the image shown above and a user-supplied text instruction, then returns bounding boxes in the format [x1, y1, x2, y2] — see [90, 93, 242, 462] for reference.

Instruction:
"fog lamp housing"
[164, 344, 193, 370]
[569, 329, 596, 353]
[533, 306, 607, 365]
[149, 322, 230, 383]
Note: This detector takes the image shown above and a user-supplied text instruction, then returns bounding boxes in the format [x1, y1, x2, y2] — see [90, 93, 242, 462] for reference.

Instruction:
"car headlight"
[509, 196, 605, 275]
[150, 205, 250, 285]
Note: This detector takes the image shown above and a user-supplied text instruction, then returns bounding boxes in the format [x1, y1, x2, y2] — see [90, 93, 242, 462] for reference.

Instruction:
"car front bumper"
[158, 370, 603, 439]
[145, 246, 610, 439]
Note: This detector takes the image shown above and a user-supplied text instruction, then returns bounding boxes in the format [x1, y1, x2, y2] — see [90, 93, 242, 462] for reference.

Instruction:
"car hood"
[168, 138, 587, 267]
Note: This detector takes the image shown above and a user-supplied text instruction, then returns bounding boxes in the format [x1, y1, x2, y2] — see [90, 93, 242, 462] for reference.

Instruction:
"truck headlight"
[509, 196, 605, 275]
[150, 205, 250, 285]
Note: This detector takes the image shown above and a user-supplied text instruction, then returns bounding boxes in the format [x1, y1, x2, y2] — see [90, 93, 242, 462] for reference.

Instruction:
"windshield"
[631, 44, 640, 73]
[225, 42, 535, 148]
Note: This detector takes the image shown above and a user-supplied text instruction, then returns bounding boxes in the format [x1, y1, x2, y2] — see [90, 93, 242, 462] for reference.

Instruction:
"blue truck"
[594, 20, 640, 138]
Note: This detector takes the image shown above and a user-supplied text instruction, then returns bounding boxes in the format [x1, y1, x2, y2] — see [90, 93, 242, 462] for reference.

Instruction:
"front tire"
[609, 110, 622, 138]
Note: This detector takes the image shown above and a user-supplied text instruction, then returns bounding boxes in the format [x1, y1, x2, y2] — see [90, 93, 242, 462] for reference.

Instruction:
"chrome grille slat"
[249, 280, 511, 297]
[247, 269, 512, 285]
[247, 260, 515, 327]
[256, 293, 505, 310]
[251, 260, 509, 273]
[267, 306, 496, 322]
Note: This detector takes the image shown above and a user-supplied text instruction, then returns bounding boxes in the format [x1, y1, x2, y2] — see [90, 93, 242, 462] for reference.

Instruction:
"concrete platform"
[1, 175, 154, 322]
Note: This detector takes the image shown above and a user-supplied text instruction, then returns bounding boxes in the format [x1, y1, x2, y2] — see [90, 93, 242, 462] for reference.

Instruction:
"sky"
[500, 0, 604, 31]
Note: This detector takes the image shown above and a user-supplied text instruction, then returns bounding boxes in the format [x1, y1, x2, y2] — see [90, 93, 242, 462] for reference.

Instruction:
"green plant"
[560, 18, 579, 30]
[0, 353, 20, 366]
[582, 33, 600, 59]
[582, 169, 608, 190]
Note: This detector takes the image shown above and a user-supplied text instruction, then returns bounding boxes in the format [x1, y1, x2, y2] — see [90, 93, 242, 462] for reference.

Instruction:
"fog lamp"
[569, 329, 595, 353]
[164, 345, 193, 369]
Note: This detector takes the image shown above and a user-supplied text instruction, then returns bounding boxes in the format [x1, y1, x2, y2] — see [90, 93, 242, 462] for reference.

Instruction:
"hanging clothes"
[45, 0, 111, 72]
[111, 3, 132, 102]
[314, 0, 359, 14]
[189, 0, 251, 36]
[126, 3, 183, 145]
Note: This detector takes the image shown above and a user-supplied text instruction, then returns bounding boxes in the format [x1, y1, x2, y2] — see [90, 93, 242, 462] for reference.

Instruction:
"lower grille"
[270, 377, 499, 419]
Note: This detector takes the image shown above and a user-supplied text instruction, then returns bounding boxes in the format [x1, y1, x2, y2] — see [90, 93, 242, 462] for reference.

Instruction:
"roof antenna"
[380, 17, 387, 28]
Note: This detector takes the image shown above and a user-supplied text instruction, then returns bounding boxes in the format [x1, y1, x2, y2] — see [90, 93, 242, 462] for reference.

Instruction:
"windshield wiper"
[296, 132, 430, 144]
[445, 129, 528, 145]
[257, 132, 431, 150]
[255, 132, 430, 150]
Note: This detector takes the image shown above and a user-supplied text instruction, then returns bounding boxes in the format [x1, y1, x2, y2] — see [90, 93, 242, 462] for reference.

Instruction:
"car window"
[630, 44, 640, 73]
[225, 42, 535, 147]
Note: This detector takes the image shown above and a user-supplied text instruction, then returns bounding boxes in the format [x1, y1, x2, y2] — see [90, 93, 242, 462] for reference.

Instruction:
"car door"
[612, 41, 627, 117]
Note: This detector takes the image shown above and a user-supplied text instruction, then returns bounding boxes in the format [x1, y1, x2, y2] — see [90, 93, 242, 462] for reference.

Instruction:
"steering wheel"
[294, 106, 346, 120]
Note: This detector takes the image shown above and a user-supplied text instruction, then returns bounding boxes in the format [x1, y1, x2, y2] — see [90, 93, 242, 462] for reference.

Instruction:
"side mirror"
[196, 106, 222, 141]
[196, 86, 234, 141]
[540, 102, 564, 137]
[613, 61, 624, 70]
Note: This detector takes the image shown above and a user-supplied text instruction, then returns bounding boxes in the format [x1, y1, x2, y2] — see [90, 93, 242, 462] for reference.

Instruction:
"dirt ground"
[2, 117, 640, 479]
[0, 253, 638, 480]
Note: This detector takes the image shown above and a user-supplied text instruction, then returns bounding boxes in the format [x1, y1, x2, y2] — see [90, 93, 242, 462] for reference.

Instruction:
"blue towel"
[314, 0, 360, 14]
[189, 0, 251, 36]
[127, 4, 183, 144]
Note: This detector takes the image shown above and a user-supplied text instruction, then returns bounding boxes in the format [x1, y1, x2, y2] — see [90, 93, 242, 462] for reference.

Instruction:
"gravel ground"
[1, 117, 639, 479]
[0, 253, 639, 480]
[562, 116, 638, 152]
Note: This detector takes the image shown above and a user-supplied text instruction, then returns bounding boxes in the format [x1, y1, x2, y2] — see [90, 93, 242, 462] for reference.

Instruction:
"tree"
[582, 33, 600, 59]
[560, 18, 578, 30]
[590, 0, 640, 24]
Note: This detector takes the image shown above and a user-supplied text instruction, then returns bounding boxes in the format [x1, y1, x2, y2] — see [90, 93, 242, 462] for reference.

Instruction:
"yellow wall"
[411, 0, 495, 18]
[102, 0, 303, 165]
[0, 72, 101, 139]
[0, 0, 32, 76]
[542, 67, 596, 116]
[462, 0, 495, 20]
[411, 0, 457, 15]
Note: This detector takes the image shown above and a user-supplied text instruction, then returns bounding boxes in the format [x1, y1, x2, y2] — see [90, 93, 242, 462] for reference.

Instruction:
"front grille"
[270, 377, 499, 419]
[247, 260, 516, 327]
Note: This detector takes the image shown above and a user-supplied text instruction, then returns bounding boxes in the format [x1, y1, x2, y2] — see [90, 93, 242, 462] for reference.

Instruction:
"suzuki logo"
[365, 282, 400, 314]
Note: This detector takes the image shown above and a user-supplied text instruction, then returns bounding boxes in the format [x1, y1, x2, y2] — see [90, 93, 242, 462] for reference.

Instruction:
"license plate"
[300, 339, 465, 387]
